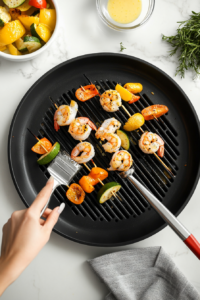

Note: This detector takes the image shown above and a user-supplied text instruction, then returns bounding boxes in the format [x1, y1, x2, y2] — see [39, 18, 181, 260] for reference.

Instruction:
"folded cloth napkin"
[89, 247, 200, 300]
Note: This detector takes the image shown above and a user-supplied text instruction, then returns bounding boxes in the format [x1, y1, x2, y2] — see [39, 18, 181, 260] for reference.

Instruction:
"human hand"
[0, 177, 65, 296]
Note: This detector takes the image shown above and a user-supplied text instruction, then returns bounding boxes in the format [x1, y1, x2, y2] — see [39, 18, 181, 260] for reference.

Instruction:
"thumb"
[44, 203, 65, 233]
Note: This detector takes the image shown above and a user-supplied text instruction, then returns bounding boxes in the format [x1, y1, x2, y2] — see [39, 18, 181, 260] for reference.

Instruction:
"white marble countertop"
[1, 0, 200, 299]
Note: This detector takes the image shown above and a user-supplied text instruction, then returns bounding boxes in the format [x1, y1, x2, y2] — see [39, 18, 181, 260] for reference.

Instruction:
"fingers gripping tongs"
[40, 151, 82, 217]
[120, 168, 200, 260]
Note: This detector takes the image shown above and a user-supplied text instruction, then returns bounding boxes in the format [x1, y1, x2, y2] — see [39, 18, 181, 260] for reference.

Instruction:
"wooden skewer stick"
[121, 105, 174, 176]
[91, 159, 104, 186]
[154, 115, 165, 125]
[153, 115, 159, 122]
[53, 102, 59, 109]
[121, 105, 131, 118]
[81, 85, 86, 92]
[27, 128, 49, 153]
[83, 163, 91, 172]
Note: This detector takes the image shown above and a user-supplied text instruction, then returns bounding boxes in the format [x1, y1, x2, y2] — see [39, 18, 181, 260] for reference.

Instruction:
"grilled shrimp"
[95, 118, 121, 140]
[139, 132, 164, 157]
[68, 117, 97, 141]
[54, 100, 78, 131]
[108, 150, 133, 172]
[102, 133, 121, 153]
[71, 142, 95, 164]
[100, 90, 122, 112]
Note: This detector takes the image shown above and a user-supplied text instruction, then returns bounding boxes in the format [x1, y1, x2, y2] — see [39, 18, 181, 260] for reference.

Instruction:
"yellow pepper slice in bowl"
[8, 43, 21, 55]
[18, 15, 39, 30]
[0, 20, 26, 46]
[0, 45, 7, 51]
[39, 9, 56, 32]
[31, 23, 52, 43]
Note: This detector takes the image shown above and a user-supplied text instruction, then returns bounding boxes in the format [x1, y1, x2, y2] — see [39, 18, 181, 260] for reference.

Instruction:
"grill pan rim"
[8, 53, 200, 247]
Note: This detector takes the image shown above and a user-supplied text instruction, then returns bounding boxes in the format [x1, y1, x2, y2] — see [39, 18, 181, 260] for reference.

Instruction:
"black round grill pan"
[8, 53, 200, 247]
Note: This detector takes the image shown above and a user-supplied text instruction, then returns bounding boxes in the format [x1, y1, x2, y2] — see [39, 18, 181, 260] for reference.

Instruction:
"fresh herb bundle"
[162, 11, 200, 78]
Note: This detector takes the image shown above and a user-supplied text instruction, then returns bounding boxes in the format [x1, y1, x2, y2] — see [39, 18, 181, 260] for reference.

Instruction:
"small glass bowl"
[96, 0, 155, 32]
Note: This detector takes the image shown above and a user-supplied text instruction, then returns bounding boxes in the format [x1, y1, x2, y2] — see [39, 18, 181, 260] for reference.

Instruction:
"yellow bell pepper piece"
[124, 83, 143, 94]
[36, 23, 51, 43]
[17, 0, 31, 11]
[0, 45, 6, 51]
[115, 84, 133, 102]
[8, 43, 22, 55]
[39, 9, 56, 32]
[123, 113, 145, 131]
[18, 15, 39, 30]
[0, 20, 26, 46]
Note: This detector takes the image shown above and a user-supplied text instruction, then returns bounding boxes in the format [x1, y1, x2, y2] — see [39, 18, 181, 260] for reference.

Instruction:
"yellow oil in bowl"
[107, 0, 142, 24]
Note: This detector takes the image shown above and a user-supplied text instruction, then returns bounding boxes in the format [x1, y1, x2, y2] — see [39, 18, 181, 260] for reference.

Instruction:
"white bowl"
[0, 0, 60, 62]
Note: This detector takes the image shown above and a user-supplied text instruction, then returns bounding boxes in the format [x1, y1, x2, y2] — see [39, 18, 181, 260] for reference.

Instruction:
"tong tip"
[120, 168, 135, 179]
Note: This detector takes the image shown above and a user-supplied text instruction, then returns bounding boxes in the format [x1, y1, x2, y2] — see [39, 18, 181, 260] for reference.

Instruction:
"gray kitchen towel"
[89, 247, 200, 300]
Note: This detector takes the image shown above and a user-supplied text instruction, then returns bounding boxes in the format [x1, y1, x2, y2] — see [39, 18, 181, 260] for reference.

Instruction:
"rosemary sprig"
[120, 42, 126, 52]
[162, 11, 200, 78]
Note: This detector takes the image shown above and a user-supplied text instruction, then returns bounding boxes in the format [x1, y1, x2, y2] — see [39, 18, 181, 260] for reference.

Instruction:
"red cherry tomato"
[29, 0, 47, 9]
[141, 105, 169, 121]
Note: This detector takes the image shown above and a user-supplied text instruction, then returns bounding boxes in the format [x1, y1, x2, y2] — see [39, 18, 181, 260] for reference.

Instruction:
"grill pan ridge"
[8, 53, 200, 246]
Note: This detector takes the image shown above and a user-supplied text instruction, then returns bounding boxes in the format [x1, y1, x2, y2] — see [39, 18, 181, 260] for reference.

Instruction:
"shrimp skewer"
[69, 117, 97, 141]
[139, 132, 165, 157]
[54, 100, 78, 131]
[95, 117, 121, 140]
[108, 150, 133, 172]
[100, 90, 122, 112]
[95, 118, 121, 153]
[101, 132, 121, 153]
[71, 142, 95, 164]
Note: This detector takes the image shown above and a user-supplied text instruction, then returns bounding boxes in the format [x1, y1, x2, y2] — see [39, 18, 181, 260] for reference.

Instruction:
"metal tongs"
[40, 151, 82, 217]
[120, 168, 200, 260]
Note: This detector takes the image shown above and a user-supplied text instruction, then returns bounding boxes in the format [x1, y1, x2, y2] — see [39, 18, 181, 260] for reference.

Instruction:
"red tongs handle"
[184, 235, 200, 260]
[122, 169, 200, 260]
